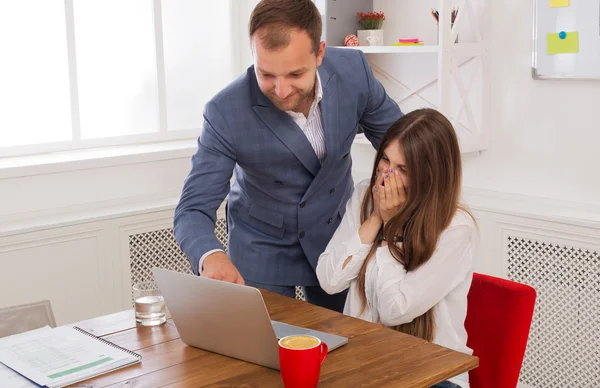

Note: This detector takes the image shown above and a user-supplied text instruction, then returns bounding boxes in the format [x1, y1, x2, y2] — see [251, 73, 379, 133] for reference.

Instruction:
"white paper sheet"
[0, 361, 39, 388]
[0, 326, 138, 388]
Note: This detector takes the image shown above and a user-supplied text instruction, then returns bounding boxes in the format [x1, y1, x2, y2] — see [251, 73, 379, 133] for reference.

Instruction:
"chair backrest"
[0, 300, 57, 338]
[465, 273, 536, 388]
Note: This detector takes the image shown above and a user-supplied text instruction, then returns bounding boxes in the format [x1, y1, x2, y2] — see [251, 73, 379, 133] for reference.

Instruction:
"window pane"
[0, 2, 72, 148]
[162, 0, 233, 131]
[314, 0, 326, 14]
[73, 0, 159, 139]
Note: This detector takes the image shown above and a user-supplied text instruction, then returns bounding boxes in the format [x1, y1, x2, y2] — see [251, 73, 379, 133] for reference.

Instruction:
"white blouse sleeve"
[316, 181, 374, 295]
[376, 223, 475, 327]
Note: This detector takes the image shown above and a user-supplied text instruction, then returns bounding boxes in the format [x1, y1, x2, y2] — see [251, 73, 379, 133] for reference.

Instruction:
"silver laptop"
[152, 268, 348, 370]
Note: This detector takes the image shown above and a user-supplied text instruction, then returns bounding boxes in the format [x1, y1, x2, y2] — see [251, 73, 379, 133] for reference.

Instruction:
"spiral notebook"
[0, 325, 141, 388]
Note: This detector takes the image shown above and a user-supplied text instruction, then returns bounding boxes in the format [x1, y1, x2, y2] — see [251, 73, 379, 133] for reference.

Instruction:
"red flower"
[356, 11, 386, 21]
[356, 11, 385, 29]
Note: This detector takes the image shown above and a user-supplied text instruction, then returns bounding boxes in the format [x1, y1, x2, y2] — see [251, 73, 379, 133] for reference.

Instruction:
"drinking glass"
[133, 282, 166, 326]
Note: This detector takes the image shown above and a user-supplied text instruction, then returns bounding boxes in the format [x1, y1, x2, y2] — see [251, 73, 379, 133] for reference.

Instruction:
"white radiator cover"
[128, 219, 227, 304]
[129, 227, 192, 288]
[127, 218, 307, 301]
[507, 235, 599, 387]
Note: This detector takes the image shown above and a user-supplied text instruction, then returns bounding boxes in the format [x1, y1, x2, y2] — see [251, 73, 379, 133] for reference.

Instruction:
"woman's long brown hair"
[358, 108, 464, 342]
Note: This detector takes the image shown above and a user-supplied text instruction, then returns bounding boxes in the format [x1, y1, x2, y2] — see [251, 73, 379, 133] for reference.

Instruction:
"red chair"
[465, 273, 536, 388]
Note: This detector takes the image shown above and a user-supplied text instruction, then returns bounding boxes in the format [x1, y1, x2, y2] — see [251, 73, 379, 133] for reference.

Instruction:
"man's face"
[252, 28, 325, 112]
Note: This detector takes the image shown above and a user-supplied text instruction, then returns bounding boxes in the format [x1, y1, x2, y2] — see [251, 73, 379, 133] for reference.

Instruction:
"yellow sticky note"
[550, 0, 570, 7]
[547, 31, 579, 54]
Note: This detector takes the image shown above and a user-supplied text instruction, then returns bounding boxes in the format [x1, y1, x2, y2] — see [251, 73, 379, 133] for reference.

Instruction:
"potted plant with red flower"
[356, 11, 385, 46]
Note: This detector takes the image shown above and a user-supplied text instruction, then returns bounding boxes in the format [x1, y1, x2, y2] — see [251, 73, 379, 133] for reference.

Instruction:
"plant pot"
[357, 29, 384, 46]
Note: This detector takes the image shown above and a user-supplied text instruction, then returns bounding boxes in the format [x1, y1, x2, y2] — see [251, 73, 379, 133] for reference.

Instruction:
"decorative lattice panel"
[214, 218, 228, 251]
[128, 219, 306, 301]
[507, 236, 600, 387]
[129, 228, 192, 295]
[295, 287, 305, 301]
[129, 221, 228, 301]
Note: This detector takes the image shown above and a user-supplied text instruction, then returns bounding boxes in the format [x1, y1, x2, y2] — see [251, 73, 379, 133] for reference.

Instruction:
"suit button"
[299, 231, 305, 238]
[330, 188, 335, 195]
[299, 201, 306, 208]
[275, 180, 283, 185]
[327, 218, 333, 224]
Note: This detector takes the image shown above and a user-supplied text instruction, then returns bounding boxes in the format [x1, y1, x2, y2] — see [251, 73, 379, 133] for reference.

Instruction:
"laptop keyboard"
[271, 320, 349, 351]
[272, 321, 310, 339]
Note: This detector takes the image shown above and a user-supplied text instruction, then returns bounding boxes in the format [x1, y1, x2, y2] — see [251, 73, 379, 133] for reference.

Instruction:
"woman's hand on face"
[379, 168, 406, 224]
[359, 173, 385, 246]
[372, 172, 384, 222]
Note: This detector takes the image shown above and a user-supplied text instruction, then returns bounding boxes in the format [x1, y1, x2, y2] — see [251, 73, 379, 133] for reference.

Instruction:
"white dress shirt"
[198, 73, 327, 270]
[316, 179, 477, 388]
[285, 72, 326, 161]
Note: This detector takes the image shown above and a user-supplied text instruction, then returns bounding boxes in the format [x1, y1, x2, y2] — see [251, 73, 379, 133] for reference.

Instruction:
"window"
[0, 0, 234, 157]
[313, 0, 326, 15]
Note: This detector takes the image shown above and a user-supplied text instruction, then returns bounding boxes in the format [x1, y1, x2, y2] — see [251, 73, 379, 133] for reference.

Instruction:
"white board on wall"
[532, 0, 600, 80]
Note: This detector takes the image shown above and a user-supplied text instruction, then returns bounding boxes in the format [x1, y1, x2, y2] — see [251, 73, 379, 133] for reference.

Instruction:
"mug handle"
[320, 342, 329, 365]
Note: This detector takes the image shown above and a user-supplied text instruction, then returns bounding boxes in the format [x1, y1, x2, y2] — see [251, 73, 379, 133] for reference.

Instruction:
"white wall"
[0, 154, 193, 324]
[359, 0, 600, 208]
[462, 0, 600, 206]
[0, 158, 188, 226]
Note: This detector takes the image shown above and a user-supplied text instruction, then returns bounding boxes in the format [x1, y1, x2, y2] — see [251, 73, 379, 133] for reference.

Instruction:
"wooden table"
[71, 290, 478, 387]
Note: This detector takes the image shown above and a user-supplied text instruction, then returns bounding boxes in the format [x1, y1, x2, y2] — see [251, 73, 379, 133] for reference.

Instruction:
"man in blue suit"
[174, 0, 403, 312]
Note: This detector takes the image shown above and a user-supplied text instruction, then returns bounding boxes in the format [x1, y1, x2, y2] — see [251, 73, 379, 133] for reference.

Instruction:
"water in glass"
[133, 282, 167, 326]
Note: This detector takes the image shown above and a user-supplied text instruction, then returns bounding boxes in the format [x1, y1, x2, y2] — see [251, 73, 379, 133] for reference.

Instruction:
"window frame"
[0, 0, 238, 159]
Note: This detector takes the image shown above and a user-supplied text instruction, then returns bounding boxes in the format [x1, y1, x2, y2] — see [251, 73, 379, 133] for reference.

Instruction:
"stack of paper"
[0, 326, 141, 388]
[0, 361, 37, 388]
[392, 38, 424, 46]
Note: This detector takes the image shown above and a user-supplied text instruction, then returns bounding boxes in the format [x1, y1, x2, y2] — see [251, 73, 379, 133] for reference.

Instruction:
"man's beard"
[267, 86, 314, 112]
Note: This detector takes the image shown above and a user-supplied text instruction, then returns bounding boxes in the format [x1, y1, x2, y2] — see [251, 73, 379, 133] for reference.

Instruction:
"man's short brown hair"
[249, 0, 322, 54]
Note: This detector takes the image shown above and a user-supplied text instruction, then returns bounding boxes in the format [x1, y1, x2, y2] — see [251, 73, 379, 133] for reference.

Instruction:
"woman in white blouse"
[316, 108, 477, 388]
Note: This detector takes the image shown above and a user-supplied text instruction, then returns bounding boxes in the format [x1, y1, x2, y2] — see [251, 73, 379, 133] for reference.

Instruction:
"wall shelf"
[335, 45, 439, 54]
[340, 0, 490, 154]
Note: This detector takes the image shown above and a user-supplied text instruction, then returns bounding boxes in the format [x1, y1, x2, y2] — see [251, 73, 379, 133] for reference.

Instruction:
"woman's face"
[376, 139, 408, 188]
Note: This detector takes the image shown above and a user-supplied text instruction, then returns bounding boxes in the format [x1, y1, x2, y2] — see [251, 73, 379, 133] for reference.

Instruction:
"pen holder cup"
[437, 24, 459, 44]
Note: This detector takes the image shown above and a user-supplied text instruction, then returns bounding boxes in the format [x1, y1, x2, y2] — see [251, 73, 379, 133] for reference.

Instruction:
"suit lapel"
[251, 69, 320, 176]
[302, 67, 340, 200]
[318, 66, 339, 168]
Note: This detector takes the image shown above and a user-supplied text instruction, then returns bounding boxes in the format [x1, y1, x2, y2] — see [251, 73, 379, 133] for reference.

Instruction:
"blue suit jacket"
[174, 47, 403, 286]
